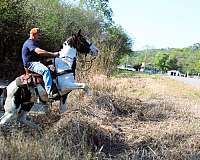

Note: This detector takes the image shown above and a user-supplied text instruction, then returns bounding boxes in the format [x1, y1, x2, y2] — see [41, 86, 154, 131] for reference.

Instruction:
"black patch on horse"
[14, 87, 23, 109]
[14, 87, 32, 111]
[0, 88, 3, 96]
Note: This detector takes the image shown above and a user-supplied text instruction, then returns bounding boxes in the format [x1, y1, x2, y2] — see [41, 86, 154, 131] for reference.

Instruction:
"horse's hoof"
[86, 90, 93, 96]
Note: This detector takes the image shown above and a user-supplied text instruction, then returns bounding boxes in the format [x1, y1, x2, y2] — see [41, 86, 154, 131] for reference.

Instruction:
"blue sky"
[109, 0, 200, 51]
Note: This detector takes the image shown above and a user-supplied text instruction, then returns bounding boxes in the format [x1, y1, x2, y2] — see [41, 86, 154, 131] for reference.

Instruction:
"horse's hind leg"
[18, 110, 41, 130]
[0, 97, 18, 125]
[18, 103, 41, 130]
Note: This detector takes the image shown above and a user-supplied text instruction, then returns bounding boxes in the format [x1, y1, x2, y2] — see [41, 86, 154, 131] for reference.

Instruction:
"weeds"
[1, 74, 200, 159]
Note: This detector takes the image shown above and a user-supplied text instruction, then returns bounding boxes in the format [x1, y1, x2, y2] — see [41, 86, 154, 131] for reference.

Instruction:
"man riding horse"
[0, 28, 99, 129]
[22, 28, 59, 99]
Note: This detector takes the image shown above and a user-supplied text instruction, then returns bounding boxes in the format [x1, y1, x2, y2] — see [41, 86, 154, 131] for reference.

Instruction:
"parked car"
[117, 64, 136, 71]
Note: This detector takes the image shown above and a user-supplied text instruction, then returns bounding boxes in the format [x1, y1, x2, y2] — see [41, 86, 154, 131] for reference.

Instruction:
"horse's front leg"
[66, 82, 92, 95]
[82, 83, 92, 96]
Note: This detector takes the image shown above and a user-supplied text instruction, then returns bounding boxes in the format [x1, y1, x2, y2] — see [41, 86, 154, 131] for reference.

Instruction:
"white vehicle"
[117, 64, 136, 71]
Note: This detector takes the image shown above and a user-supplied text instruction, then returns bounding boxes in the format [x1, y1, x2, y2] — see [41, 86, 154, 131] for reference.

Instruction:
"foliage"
[96, 25, 133, 75]
[121, 46, 200, 75]
[79, 0, 113, 27]
[0, 0, 133, 79]
[0, 0, 29, 79]
[154, 52, 170, 72]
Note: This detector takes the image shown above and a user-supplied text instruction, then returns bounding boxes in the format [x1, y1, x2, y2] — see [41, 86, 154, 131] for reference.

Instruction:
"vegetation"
[1, 0, 199, 77]
[124, 45, 200, 75]
[1, 74, 200, 159]
[0, 0, 133, 79]
[2, 1, 200, 159]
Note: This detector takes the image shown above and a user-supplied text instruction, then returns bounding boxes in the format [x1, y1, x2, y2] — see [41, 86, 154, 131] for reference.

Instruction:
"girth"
[30, 73, 43, 84]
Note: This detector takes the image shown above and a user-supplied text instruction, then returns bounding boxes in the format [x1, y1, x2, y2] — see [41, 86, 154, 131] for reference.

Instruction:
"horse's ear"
[77, 29, 81, 36]
[72, 33, 76, 38]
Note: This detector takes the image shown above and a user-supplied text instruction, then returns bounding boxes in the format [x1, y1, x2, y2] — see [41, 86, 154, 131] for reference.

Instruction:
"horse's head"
[66, 29, 99, 57]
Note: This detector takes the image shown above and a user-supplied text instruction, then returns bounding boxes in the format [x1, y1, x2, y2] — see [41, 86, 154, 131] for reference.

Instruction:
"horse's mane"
[66, 36, 76, 48]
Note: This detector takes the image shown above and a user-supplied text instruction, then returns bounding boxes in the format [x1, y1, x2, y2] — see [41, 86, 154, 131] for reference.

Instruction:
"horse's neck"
[55, 44, 77, 72]
[60, 44, 76, 59]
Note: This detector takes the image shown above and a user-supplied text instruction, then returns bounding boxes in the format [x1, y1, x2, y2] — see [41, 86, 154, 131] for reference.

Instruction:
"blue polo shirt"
[22, 38, 41, 67]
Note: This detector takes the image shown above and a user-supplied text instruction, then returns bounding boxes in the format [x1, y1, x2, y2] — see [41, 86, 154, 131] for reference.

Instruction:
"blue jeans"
[28, 62, 52, 95]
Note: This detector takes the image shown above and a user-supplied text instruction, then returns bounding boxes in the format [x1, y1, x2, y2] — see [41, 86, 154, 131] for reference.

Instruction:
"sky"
[109, 0, 200, 51]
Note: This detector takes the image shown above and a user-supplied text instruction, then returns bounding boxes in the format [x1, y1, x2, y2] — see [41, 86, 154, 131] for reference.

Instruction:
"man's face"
[34, 32, 40, 41]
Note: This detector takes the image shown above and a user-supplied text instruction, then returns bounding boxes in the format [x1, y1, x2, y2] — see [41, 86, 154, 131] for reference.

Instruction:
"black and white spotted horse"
[0, 30, 99, 129]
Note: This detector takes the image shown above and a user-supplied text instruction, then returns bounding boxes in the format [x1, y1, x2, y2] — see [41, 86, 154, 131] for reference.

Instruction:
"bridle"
[76, 38, 97, 72]
[53, 35, 97, 75]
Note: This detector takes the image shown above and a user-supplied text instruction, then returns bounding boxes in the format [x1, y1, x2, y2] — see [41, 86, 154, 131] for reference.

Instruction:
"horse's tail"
[6, 79, 19, 97]
[0, 85, 7, 110]
[3, 78, 22, 113]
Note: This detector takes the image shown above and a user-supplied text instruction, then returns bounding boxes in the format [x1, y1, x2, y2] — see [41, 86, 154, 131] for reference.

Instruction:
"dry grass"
[1, 74, 200, 159]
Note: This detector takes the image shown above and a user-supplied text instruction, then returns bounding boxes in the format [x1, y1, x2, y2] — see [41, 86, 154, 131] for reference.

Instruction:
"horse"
[0, 29, 99, 129]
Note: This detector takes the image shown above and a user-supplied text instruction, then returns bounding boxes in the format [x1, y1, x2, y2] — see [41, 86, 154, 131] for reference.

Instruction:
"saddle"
[16, 73, 44, 87]
[16, 67, 59, 102]
[17, 64, 57, 87]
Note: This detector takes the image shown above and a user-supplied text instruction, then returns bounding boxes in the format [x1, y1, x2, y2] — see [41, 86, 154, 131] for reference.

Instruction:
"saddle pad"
[16, 75, 31, 87]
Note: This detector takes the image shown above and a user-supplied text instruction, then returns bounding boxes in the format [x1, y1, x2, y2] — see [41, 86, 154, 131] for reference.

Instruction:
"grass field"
[1, 73, 200, 159]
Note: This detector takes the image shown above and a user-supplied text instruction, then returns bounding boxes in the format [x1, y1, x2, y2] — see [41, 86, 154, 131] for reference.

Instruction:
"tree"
[166, 55, 178, 70]
[154, 52, 169, 72]
[0, 0, 134, 78]
[79, 0, 113, 28]
[96, 25, 133, 75]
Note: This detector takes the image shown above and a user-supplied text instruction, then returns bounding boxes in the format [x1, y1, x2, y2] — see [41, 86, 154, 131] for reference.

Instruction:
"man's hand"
[53, 52, 60, 57]
[24, 74, 31, 80]
[24, 67, 31, 80]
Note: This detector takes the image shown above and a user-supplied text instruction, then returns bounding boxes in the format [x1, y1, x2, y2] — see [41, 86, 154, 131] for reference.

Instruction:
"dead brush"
[2, 74, 200, 159]
[51, 113, 128, 159]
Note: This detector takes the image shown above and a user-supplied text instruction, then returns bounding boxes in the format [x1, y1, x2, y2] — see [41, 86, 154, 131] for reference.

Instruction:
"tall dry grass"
[1, 73, 200, 159]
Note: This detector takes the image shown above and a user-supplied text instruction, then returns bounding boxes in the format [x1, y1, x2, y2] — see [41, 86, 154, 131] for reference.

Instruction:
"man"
[22, 27, 59, 99]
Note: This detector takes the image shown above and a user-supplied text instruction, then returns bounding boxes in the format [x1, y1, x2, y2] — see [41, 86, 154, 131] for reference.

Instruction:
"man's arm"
[34, 48, 59, 58]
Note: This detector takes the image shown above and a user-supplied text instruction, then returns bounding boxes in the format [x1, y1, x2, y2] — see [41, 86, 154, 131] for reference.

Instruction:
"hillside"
[1, 74, 200, 159]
